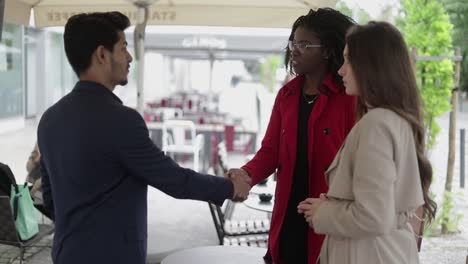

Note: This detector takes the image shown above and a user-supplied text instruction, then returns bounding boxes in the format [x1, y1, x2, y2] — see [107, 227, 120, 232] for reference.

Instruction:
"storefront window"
[0, 23, 23, 118]
[48, 32, 75, 102]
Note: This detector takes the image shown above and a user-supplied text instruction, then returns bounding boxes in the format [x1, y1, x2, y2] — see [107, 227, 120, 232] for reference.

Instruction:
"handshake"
[226, 168, 252, 202]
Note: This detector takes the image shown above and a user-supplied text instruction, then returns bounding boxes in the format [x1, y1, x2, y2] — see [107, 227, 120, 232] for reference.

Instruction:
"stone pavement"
[1, 107, 468, 263]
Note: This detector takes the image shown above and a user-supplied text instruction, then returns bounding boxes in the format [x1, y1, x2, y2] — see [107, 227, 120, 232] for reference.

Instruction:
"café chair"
[162, 120, 204, 172]
[207, 141, 269, 247]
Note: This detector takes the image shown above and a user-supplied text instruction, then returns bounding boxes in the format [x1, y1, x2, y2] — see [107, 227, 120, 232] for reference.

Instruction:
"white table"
[250, 181, 276, 195]
[243, 194, 274, 213]
[161, 246, 267, 264]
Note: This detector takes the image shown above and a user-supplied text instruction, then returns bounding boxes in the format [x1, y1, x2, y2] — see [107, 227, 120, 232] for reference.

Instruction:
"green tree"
[443, 0, 468, 93]
[378, 4, 396, 23]
[335, 1, 353, 18]
[357, 8, 371, 24]
[398, 0, 454, 148]
[399, 0, 457, 235]
[336, 1, 373, 24]
[259, 56, 280, 93]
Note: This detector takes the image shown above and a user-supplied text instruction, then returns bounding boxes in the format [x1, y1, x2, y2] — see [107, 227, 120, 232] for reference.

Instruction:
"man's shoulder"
[110, 105, 147, 136]
[116, 104, 142, 121]
[39, 93, 70, 122]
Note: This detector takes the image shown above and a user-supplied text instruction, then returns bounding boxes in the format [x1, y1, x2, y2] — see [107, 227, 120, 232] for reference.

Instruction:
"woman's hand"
[297, 194, 328, 227]
[227, 168, 252, 185]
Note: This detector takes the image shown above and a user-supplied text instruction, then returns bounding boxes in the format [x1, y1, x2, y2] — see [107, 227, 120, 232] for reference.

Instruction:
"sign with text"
[33, 5, 309, 28]
[4, 0, 339, 28]
[35, 6, 177, 26]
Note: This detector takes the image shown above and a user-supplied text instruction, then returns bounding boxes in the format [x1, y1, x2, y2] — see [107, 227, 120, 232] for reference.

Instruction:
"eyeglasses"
[288, 41, 323, 52]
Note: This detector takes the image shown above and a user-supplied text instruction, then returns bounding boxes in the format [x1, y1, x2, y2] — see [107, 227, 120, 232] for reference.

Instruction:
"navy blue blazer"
[38, 81, 233, 264]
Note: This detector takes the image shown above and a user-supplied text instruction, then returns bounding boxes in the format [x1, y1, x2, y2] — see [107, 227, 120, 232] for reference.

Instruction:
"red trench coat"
[242, 74, 356, 264]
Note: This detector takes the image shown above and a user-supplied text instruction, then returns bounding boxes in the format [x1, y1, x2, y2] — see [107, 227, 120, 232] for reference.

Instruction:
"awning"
[5, 0, 338, 28]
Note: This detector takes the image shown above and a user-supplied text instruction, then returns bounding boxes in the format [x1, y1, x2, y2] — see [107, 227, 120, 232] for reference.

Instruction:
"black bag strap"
[12, 192, 18, 220]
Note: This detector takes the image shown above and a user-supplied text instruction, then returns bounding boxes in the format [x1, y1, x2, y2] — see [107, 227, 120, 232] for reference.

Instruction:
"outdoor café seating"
[207, 141, 269, 247]
[162, 119, 204, 172]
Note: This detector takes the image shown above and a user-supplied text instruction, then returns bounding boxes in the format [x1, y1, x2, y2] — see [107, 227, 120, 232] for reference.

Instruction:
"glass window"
[0, 23, 23, 119]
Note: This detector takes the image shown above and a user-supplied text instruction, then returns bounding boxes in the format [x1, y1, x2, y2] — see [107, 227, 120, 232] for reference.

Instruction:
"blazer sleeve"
[312, 116, 397, 238]
[241, 90, 282, 185]
[116, 109, 233, 206]
[40, 158, 55, 220]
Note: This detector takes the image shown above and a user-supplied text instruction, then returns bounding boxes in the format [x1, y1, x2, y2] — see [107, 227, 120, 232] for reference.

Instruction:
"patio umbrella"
[4, 0, 338, 111]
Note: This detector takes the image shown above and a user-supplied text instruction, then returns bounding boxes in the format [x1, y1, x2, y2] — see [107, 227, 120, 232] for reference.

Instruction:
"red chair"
[224, 125, 253, 154]
[224, 125, 235, 152]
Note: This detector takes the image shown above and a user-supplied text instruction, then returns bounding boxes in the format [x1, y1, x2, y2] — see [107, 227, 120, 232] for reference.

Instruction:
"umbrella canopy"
[5, 0, 338, 28]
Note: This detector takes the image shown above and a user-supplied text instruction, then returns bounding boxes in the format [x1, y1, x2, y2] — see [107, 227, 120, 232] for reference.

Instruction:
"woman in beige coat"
[297, 21, 437, 264]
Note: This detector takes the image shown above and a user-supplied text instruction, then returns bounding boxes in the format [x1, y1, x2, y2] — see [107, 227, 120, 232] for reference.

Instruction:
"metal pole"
[208, 51, 214, 93]
[0, 0, 4, 42]
[134, 5, 149, 114]
[461, 128, 466, 188]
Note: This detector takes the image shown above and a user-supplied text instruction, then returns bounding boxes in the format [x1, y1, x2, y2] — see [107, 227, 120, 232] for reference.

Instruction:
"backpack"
[0, 162, 16, 196]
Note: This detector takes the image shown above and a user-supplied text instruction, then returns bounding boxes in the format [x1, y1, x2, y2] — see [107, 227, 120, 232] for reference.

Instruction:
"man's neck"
[80, 72, 115, 91]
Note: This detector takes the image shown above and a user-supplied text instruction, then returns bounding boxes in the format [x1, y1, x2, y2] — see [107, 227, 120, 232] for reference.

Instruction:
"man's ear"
[95, 45, 107, 64]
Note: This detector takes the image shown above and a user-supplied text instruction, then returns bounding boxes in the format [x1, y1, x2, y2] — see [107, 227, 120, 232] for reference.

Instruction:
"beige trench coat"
[312, 108, 424, 264]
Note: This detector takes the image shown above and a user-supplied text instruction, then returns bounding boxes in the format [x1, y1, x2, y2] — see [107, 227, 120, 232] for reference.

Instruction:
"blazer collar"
[283, 73, 342, 97]
[73, 81, 123, 104]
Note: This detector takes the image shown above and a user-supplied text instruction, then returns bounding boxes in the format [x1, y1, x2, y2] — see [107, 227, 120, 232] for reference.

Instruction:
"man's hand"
[226, 168, 251, 183]
[227, 168, 252, 201]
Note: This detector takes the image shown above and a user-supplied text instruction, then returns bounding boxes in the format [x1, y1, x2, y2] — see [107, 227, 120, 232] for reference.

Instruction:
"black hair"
[64, 12, 130, 76]
[284, 8, 355, 88]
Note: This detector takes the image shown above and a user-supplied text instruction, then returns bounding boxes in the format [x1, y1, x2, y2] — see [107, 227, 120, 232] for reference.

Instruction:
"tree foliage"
[335, 1, 353, 18]
[398, 0, 454, 148]
[378, 4, 397, 23]
[443, 0, 468, 92]
[259, 56, 280, 93]
[335, 1, 371, 24]
[356, 9, 371, 24]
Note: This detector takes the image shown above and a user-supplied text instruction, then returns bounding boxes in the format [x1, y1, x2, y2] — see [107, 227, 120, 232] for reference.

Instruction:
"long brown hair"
[346, 21, 436, 223]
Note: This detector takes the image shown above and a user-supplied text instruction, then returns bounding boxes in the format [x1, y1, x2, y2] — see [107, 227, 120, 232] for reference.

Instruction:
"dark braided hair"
[284, 8, 355, 88]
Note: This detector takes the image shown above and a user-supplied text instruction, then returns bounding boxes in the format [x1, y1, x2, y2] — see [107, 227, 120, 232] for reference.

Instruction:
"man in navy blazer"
[37, 12, 251, 264]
